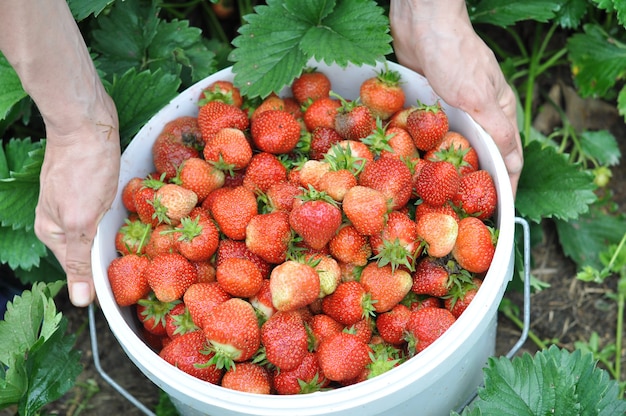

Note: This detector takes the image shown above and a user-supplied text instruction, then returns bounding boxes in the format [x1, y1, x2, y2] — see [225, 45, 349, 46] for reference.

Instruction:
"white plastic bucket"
[92, 60, 515, 416]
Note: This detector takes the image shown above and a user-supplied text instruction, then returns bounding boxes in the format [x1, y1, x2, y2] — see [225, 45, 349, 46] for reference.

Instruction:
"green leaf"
[554, 0, 590, 29]
[0, 225, 47, 271]
[592, 0, 626, 29]
[230, 0, 392, 98]
[106, 67, 180, 148]
[13, 252, 66, 286]
[567, 24, 626, 98]
[67, 0, 115, 21]
[91, 0, 213, 85]
[0, 282, 80, 413]
[470, 346, 626, 415]
[516, 141, 597, 222]
[0, 53, 27, 121]
[0, 139, 43, 231]
[579, 130, 621, 166]
[617, 84, 626, 123]
[555, 206, 626, 269]
[469, 0, 562, 27]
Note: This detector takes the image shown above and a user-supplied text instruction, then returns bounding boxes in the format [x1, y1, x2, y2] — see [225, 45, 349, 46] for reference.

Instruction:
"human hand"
[389, 0, 523, 196]
[34, 93, 120, 307]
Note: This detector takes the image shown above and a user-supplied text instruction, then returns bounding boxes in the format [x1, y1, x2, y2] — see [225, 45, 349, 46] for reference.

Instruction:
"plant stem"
[500, 301, 549, 351]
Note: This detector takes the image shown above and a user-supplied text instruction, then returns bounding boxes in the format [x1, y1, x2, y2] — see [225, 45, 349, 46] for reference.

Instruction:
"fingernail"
[71, 282, 92, 307]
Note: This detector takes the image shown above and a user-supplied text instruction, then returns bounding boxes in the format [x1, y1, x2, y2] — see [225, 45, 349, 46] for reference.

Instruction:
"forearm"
[0, 0, 108, 135]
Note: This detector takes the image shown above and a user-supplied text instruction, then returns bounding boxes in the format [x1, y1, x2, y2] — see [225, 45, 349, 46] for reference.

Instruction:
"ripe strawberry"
[414, 160, 460, 207]
[453, 170, 497, 220]
[424, 131, 479, 176]
[153, 183, 198, 225]
[261, 310, 309, 371]
[292, 69, 332, 104]
[321, 281, 374, 326]
[317, 331, 372, 382]
[334, 96, 376, 140]
[134, 176, 165, 227]
[283, 96, 304, 120]
[159, 330, 223, 384]
[263, 181, 302, 212]
[405, 102, 449, 151]
[383, 126, 419, 159]
[309, 126, 343, 160]
[114, 217, 151, 256]
[203, 298, 261, 369]
[360, 262, 412, 313]
[289, 188, 342, 250]
[220, 362, 271, 394]
[345, 317, 374, 345]
[250, 109, 302, 154]
[445, 276, 482, 318]
[414, 201, 460, 223]
[416, 212, 459, 258]
[411, 257, 450, 297]
[216, 257, 264, 298]
[342, 185, 388, 236]
[303, 96, 341, 131]
[269, 260, 320, 312]
[407, 295, 443, 312]
[193, 260, 216, 283]
[358, 156, 413, 210]
[217, 238, 272, 279]
[183, 282, 231, 328]
[172, 214, 220, 262]
[328, 224, 372, 266]
[405, 306, 456, 354]
[144, 223, 178, 259]
[359, 67, 406, 120]
[242, 152, 288, 194]
[369, 210, 419, 272]
[318, 169, 357, 202]
[178, 157, 225, 203]
[198, 79, 242, 108]
[452, 216, 496, 273]
[121, 177, 144, 212]
[144, 252, 198, 302]
[250, 93, 285, 121]
[210, 185, 258, 240]
[136, 293, 178, 336]
[249, 279, 277, 321]
[308, 313, 343, 350]
[273, 351, 328, 394]
[164, 303, 199, 339]
[387, 106, 414, 130]
[245, 211, 292, 264]
[107, 254, 151, 306]
[375, 303, 411, 345]
[152, 116, 203, 180]
[197, 100, 249, 143]
[203, 128, 253, 173]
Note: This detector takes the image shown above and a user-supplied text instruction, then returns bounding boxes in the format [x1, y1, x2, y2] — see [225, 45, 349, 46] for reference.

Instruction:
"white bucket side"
[92, 60, 515, 416]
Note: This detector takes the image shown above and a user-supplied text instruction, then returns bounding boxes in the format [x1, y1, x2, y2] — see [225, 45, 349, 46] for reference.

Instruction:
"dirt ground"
[2, 89, 625, 416]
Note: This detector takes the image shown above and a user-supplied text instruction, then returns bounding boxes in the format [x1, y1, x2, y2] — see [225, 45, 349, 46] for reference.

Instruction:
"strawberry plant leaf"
[230, 0, 392, 98]
[0, 226, 47, 271]
[554, 0, 589, 29]
[567, 24, 626, 98]
[579, 130, 621, 166]
[91, 0, 214, 85]
[618, 85, 626, 122]
[0, 139, 43, 231]
[459, 346, 626, 415]
[0, 54, 27, 121]
[554, 205, 626, 269]
[516, 141, 597, 223]
[469, 0, 562, 27]
[591, 0, 626, 28]
[106, 67, 180, 148]
[0, 282, 81, 414]
[67, 0, 115, 21]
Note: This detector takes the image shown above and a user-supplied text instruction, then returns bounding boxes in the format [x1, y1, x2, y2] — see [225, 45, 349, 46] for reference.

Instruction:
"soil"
[2, 64, 626, 416]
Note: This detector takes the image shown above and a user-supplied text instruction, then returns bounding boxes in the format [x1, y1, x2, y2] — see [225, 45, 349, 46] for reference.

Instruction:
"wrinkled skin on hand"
[34, 93, 120, 307]
[390, 0, 523, 196]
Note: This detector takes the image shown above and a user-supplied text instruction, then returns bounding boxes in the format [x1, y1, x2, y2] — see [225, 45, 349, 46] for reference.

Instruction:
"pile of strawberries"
[107, 64, 498, 395]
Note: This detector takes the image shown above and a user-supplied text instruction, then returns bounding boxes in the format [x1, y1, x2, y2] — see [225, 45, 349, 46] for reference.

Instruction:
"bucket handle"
[88, 216, 532, 416]
[88, 303, 157, 416]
